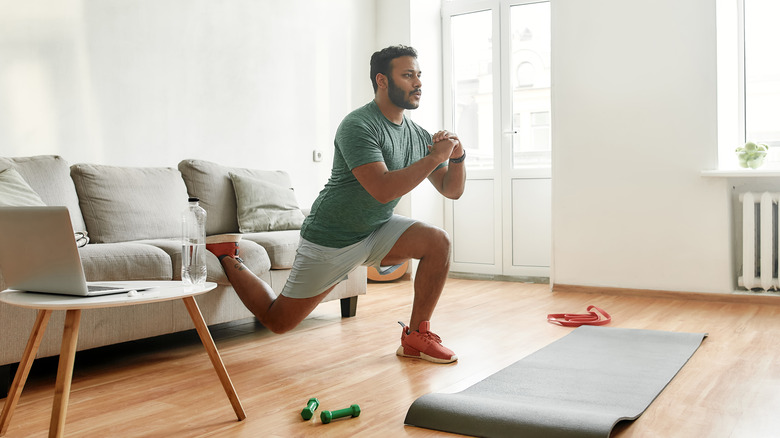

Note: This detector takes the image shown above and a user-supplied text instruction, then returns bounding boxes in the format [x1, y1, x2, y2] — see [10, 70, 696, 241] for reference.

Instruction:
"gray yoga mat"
[405, 326, 706, 438]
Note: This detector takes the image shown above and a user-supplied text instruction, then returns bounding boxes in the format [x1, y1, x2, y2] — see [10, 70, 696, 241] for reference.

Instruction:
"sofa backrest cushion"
[229, 172, 305, 233]
[0, 168, 46, 207]
[178, 159, 297, 235]
[71, 164, 189, 243]
[0, 155, 88, 232]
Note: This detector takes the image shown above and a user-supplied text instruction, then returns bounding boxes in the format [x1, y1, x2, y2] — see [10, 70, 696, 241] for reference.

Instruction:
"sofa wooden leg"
[340, 297, 358, 318]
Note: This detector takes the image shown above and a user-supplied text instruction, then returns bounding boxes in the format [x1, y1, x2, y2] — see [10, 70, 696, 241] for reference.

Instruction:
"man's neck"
[374, 96, 405, 125]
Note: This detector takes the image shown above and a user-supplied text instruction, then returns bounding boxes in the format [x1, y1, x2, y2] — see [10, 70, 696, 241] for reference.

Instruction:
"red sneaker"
[205, 234, 242, 260]
[396, 321, 458, 364]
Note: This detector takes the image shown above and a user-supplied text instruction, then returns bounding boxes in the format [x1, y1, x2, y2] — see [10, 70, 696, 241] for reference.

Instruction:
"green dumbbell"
[320, 404, 361, 424]
[300, 397, 320, 420]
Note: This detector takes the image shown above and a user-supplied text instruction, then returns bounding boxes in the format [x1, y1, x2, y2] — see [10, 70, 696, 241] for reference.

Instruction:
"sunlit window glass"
[745, 0, 780, 147]
[510, 2, 551, 169]
[451, 10, 494, 170]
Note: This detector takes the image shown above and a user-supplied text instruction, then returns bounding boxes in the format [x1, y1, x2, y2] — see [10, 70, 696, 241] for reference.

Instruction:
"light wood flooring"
[2, 278, 780, 437]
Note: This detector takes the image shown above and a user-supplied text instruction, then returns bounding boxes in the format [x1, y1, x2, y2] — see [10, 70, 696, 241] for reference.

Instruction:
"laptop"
[0, 206, 154, 296]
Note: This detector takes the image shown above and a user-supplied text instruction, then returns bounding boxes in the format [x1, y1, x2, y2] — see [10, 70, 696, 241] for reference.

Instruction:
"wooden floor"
[2, 278, 780, 437]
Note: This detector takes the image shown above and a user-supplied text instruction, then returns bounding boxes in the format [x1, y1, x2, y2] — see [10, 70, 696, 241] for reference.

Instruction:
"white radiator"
[738, 192, 779, 290]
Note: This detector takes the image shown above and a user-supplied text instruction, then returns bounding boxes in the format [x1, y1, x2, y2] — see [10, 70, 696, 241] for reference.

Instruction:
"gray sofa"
[0, 155, 366, 396]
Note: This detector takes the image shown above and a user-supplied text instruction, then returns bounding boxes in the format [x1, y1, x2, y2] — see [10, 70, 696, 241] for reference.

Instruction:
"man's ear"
[375, 73, 388, 90]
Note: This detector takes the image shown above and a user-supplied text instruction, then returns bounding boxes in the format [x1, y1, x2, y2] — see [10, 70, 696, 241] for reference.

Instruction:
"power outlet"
[312, 150, 323, 162]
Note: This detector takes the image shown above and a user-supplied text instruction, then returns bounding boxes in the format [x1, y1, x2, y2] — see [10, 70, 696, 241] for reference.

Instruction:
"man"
[208, 45, 466, 364]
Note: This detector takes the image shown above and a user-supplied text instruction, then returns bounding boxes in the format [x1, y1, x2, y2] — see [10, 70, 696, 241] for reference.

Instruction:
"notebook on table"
[0, 206, 155, 296]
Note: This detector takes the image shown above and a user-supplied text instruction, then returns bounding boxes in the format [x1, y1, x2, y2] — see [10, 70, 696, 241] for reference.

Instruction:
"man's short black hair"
[370, 45, 418, 93]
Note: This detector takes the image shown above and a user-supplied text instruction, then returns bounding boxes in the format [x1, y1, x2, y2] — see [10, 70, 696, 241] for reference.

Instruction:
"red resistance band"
[547, 305, 611, 327]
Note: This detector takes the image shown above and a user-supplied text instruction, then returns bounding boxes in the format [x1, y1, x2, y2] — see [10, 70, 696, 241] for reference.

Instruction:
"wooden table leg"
[0, 309, 52, 436]
[49, 309, 81, 438]
[181, 296, 246, 421]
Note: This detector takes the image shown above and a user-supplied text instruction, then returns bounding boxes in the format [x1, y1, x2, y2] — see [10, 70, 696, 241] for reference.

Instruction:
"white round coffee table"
[0, 281, 246, 437]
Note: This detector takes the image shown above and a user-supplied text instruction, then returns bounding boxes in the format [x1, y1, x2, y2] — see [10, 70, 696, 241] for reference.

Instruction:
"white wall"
[409, 0, 446, 229]
[551, 0, 733, 293]
[375, 0, 445, 228]
[0, 0, 377, 209]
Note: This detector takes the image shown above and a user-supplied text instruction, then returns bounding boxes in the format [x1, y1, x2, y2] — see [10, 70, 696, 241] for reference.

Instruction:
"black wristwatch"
[449, 150, 466, 164]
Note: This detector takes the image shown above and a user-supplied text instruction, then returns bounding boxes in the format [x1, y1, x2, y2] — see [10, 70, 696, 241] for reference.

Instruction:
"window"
[744, 0, 780, 148]
[717, 0, 780, 168]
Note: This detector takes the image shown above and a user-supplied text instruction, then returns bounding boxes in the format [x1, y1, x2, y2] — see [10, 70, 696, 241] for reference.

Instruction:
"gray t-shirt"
[301, 101, 437, 248]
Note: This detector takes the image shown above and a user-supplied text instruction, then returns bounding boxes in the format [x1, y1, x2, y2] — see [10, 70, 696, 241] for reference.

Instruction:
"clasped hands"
[428, 130, 463, 161]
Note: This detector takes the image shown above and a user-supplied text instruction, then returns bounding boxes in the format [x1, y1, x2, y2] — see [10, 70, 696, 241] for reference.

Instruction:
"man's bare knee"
[426, 227, 451, 256]
[259, 308, 306, 334]
[259, 317, 296, 334]
[256, 289, 332, 334]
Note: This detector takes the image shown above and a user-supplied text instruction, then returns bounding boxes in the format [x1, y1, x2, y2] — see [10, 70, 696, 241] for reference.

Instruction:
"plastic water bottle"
[182, 197, 207, 285]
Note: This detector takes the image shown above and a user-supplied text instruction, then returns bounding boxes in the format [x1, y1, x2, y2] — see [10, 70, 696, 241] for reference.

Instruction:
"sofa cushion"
[0, 168, 46, 207]
[78, 242, 173, 281]
[242, 230, 300, 269]
[136, 238, 272, 285]
[71, 164, 189, 243]
[0, 155, 87, 232]
[178, 159, 299, 235]
[230, 172, 305, 233]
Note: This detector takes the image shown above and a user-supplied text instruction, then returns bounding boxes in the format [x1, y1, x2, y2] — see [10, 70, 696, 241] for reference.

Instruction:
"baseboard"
[553, 284, 780, 305]
[448, 272, 550, 284]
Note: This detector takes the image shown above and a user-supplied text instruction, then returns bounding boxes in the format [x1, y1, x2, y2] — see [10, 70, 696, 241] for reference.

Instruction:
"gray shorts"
[281, 214, 417, 299]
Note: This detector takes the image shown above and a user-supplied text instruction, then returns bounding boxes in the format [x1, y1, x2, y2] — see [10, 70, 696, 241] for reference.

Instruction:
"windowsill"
[702, 167, 780, 178]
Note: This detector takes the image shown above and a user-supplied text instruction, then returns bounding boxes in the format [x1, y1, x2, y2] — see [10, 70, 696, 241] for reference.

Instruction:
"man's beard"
[388, 77, 419, 110]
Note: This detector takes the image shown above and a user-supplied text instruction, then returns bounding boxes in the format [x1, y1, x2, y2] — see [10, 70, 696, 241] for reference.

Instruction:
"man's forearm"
[380, 154, 447, 202]
[353, 154, 446, 204]
[440, 156, 466, 199]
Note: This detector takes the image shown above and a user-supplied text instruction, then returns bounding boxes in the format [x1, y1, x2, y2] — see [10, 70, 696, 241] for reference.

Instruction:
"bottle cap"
[188, 197, 199, 202]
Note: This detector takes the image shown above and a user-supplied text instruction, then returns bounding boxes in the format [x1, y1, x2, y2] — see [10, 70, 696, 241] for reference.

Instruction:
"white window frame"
[716, 0, 745, 169]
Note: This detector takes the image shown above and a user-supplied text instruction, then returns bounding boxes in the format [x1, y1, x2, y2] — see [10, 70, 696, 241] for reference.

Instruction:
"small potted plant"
[736, 141, 769, 169]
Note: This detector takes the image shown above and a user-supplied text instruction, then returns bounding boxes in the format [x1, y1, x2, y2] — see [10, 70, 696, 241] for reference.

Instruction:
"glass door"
[444, 0, 551, 278]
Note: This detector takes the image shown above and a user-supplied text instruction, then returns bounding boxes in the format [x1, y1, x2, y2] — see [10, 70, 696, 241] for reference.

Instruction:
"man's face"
[386, 56, 422, 110]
